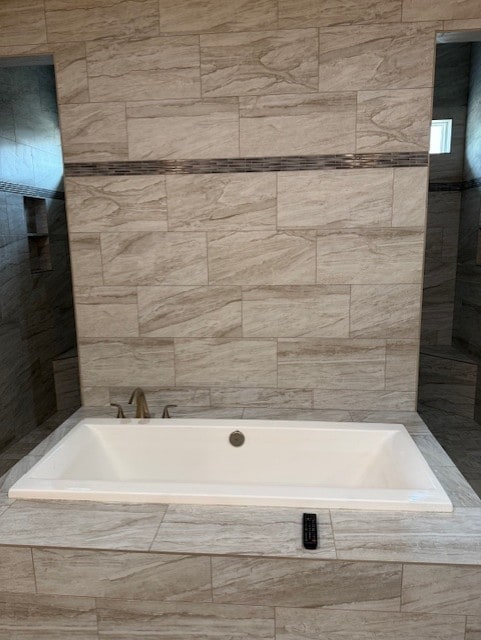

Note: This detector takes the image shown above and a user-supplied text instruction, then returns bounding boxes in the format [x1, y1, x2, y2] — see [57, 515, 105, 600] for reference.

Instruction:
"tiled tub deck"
[0, 408, 479, 638]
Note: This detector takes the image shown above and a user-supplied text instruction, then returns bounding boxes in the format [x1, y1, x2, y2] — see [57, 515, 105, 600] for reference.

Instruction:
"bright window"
[429, 119, 452, 154]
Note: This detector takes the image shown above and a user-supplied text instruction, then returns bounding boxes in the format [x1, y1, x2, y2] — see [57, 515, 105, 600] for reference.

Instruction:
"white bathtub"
[8, 418, 452, 511]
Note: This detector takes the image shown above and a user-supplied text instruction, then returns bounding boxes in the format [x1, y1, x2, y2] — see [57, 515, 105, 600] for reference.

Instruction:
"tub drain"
[229, 430, 245, 447]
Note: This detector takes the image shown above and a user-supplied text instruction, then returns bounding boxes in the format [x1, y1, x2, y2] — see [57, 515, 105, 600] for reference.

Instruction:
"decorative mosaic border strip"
[0, 181, 64, 200]
[64, 152, 428, 177]
[429, 177, 481, 192]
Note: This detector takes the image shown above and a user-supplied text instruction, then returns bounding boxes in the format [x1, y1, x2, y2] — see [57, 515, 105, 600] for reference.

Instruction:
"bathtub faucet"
[162, 404, 177, 418]
[128, 387, 151, 419]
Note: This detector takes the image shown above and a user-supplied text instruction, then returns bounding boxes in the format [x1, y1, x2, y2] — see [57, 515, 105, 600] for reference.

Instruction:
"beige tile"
[212, 557, 402, 610]
[319, 23, 435, 92]
[278, 339, 386, 390]
[208, 231, 316, 285]
[278, 0, 402, 28]
[0, 0, 46, 46]
[175, 338, 277, 387]
[100, 232, 208, 285]
[87, 36, 200, 102]
[34, 548, 211, 602]
[96, 600, 274, 639]
[242, 285, 350, 338]
[443, 19, 481, 30]
[79, 337, 175, 387]
[138, 286, 241, 337]
[127, 98, 239, 159]
[53, 43, 89, 104]
[467, 616, 481, 640]
[402, 564, 481, 614]
[166, 173, 276, 231]
[385, 340, 419, 391]
[60, 103, 128, 161]
[277, 169, 393, 228]
[0, 547, 35, 593]
[314, 390, 416, 411]
[350, 284, 421, 339]
[82, 386, 110, 406]
[242, 408, 352, 421]
[316, 229, 424, 285]
[403, 0, 481, 21]
[210, 387, 313, 408]
[159, 0, 277, 33]
[69, 233, 103, 287]
[65, 176, 167, 232]
[45, 0, 159, 42]
[356, 89, 432, 152]
[200, 29, 318, 97]
[275, 608, 465, 640]
[348, 410, 428, 433]
[110, 386, 211, 409]
[153, 505, 335, 558]
[240, 93, 356, 156]
[75, 287, 139, 339]
[392, 168, 428, 227]
[164, 406, 244, 419]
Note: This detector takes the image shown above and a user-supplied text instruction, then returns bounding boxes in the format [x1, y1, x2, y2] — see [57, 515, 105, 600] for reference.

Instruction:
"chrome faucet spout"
[128, 387, 151, 419]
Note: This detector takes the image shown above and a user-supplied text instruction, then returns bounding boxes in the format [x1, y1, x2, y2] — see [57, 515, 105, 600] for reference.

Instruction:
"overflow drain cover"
[229, 430, 245, 447]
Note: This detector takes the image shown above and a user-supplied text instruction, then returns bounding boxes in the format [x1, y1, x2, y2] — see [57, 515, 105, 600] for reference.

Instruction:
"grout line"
[31, 547, 39, 594]
[399, 562, 404, 612]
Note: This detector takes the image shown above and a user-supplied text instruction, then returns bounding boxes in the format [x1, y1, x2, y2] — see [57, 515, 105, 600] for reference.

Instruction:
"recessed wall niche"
[23, 196, 52, 274]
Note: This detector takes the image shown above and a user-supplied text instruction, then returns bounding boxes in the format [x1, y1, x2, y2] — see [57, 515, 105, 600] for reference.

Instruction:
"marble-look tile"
[161, 406, 244, 419]
[166, 173, 276, 231]
[314, 390, 416, 411]
[444, 19, 481, 30]
[278, 0, 402, 28]
[275, 607, 465, 640]
[402, 563, 481, 614]
[96, 599, 274, 639]
[277, 169, 393, 229]
[34, 548, 211, 602]
[60, 103, 128, 161]
[467, 616, 481, 640]
[53, 43, 89, 104]
[75, 287, 139, 338]
[138, 286, 241, 337]
[210, 387, 313, 408]
[316, 229, 424, 285]
[0, 0, 46, 46]
[0, 456, 43, 494]
[200, 29, 318, 97]
[100, 232, 208, 285]
[348, 410, 429, 434]
[278, 339, 386, 390]
[109, 387, 211, 409]
[240, 93, 356, 156]
[175, 338, 277, 387]
[392, 167, 428, 227]
[66, 176, 167, 232]
[403, 0, 481, 20]
[242, 285, 350, 338]
[68, 233, 103, 287]
[0, 500, 167, 550]
[0, 547, 35, 593]
[127, 98, 239, 159]
[0, 592, 98, 640]
[208, 231, 316, 285]
[356, 89, 432, 152]
[45, 0, 159, 42]
[385, 340, 419, 391]
[212, 557, 402, 610]
[350, 284, 421, 338]
[82, 386, 110, 406]
[159, 0, 277, 33]
[242, 408, 352, 421]
[87, 36, 200, 102]
[412, 433, 455, 467]
[78, 337, 175, 387]
[152, 505, 335, 558]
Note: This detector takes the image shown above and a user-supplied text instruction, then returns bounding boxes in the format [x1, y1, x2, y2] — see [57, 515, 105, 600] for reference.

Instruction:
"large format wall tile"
[200, 29, 318, 97]
[316, 229, 424, 285]
[87, 36, 200, 102]
[0, 0, 46, 46]
[75, 287, 139, 338]
[356, 89, 432, 152]
[277, 169, 393, 228]
[79, 337, 175, 387]
[392, 168, 428, 227]
[138, 286, 241, 337]
[175, 339, 277, 387]
[69, 233, 103, 287]
[127, 98, 239, 159]
[33, 548, 212, 602]
[314, 389, 416, 411]
[318, 24, 435, 91]
[402, 0, 481, 21]
[158, 0, 277, 33]
[208, 231, 316, 285]
[240, 93, 356, 156]
[53, 43, 89, 104]
[242, 285, 350, 338]
[101, 232, 208, 285]
[385, 340, 419, 391]
[0, 546, 36, 593]
[278, 0, 402, 28]
[166, 173, 276, 231]
[278, 339, 386, 389]
[467, 616, 481, 640]
[210, 387, 313, 408]
[66, 176, 167, 232]
[45, 0, 159, 42]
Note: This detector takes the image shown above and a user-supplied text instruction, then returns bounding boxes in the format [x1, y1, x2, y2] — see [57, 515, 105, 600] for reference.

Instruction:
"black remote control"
[302, 513, 318, 550]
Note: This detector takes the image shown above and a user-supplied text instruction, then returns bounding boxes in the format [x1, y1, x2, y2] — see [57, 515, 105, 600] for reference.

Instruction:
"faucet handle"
[162, 404, 178, 419]
[110, 403, 125, 419]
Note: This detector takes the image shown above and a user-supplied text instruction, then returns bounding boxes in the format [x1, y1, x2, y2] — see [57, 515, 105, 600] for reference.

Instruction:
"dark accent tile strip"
[429, 177, 481, 192]
[64, 152, 428, 177]
[0, 181, 64, 200]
